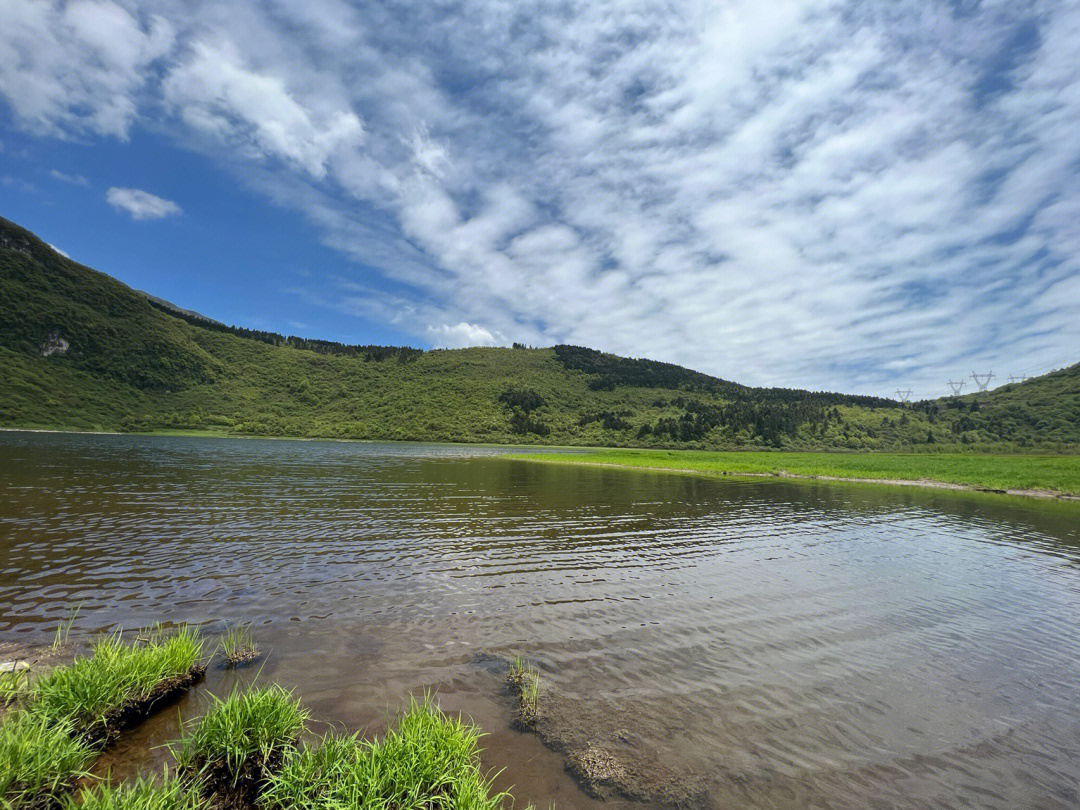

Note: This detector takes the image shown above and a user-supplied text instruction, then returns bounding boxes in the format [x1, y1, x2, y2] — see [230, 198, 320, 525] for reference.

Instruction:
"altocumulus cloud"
[106, 187, 182, 220]
[2, 0, 1080, 396]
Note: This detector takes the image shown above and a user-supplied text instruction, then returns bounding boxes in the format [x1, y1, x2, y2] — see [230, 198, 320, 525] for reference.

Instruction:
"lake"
[2, 431, 1079, 809]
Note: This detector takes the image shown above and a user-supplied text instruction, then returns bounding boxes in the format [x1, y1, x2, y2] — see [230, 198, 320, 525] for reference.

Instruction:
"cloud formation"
[2, 0, 1079, 396]
[106, 186, 182, 220]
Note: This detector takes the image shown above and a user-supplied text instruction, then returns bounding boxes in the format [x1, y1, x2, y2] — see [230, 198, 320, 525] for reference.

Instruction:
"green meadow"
[511, 449, 1080, 496]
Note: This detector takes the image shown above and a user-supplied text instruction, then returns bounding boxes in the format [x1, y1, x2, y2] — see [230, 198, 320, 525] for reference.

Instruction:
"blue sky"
[2, 0, 1079, 399]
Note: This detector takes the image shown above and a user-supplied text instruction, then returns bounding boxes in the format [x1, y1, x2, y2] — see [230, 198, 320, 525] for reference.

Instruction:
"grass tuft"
[61, 774, 201, 810]
[0, 667, 29, 708]
[177, 684, 307, 804]
[26, 626, 204, 742]
[507, 657, 540, 728]
[217, 626, 259, 668]
[0, 712, 95, 810]
[52, 606, 81, 651]
[262, 696, 511, 810]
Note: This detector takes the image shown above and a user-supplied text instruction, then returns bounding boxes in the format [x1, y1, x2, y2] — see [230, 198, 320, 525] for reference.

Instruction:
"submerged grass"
[217, 626, 259, 669]
[262, 696, 511, 810]
[0, 712, 95, 810]
[511, 449, 1080, 496]
[26, 626, 204, 742]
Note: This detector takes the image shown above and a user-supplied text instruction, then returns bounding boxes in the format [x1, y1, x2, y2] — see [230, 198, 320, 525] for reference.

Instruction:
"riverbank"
[507, 449, 1080, 499]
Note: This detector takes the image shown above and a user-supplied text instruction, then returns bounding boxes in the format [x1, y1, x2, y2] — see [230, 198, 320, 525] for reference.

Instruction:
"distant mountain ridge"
[2, 215, 1077, 450]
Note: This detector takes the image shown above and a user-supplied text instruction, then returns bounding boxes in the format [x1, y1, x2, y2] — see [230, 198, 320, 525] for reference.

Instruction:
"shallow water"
[2, 431, 1079, 808]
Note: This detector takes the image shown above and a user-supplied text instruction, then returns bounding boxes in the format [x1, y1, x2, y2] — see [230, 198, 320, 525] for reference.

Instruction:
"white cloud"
[49, 169, 88, 186]
[427, 322, 504, 348]
[0, 0, 173, 137]
[106, 186, 182, 220]
[2, 0, 1079, 396]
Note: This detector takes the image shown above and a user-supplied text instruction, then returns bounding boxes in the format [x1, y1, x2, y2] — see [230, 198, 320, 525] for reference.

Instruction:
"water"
[2, 431, 1079, 808]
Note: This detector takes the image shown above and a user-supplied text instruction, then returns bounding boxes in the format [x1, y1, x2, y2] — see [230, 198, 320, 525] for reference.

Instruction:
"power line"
[947, 380, 965, 396]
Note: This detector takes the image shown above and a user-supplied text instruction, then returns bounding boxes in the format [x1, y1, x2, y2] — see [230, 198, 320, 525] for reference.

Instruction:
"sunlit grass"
[0, 712, 94, 809]
[176, 684, 308, 783]
[61, 774, 201, 810]
[52, 605, 81, 650]
[26, 626, 203, 738]
[512, 449, 1080, 496]
[217, 625, 259, 668]
[0, 667, 29, 707]
[262, 696, 511, 810]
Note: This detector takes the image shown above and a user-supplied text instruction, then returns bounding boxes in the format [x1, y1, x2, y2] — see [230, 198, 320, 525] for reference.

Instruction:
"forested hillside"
[2, 216, 1077, 450]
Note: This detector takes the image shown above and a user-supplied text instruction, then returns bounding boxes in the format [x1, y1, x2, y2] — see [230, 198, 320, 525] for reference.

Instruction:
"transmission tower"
[1008, 374, 1028, 384]
[947, 380, 965, 396]
[970, 370, 993, 392]
[895, 388, 913, 403]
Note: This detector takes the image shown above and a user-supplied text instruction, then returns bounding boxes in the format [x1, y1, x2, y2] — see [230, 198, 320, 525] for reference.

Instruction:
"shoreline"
[507, 455, 1080, 502]
[5, 427, 1078, 501]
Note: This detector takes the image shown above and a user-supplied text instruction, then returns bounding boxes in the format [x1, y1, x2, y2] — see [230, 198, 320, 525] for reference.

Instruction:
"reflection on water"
[1, 431, 1079, 808]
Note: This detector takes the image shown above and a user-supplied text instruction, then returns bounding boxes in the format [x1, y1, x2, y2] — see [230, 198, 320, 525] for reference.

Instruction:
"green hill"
[2, 216, 1077, 450]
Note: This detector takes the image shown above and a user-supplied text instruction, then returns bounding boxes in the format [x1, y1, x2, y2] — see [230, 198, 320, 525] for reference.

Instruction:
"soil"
[185, 747, 289, 810]
[222, 647, 261, 669]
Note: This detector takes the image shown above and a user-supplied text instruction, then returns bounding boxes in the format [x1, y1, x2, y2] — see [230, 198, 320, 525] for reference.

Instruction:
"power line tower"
[947, 380, 965, 396]
[895, 388, 913, 403]
[970, 370, 993, 392]
[1008, 374, 1028, 384]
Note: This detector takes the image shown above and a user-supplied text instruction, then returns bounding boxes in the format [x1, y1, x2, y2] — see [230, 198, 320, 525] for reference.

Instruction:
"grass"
[0, 668, 29, 708]
[25, 626, 204, 741]
[507, 657, 540, 728]
[510, 449, 1080, 497]
[61, 775, 201, 810]
[52, 605, 81, 650]
[217, 626, 259, 668]
[0, 712, 95, 809]
[176, 684, 308, 798]
[262, 696, 511, 810]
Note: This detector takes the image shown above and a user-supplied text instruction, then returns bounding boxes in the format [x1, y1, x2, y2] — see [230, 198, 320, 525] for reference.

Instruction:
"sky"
[1, 0, 1079, 399]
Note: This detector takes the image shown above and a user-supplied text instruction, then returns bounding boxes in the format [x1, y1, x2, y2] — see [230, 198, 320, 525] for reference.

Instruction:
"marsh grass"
[61, 774, 202, 810]
[0, 667, 29, 707]
[27, 625, 204, 743]
[507, 657, 540, 728]
[217, 626, 259, 668]
[176, 684, 307, 805]
[51, 606, 82, 651]
[0, 712, 95, 810]
[262, 696, 511, 810]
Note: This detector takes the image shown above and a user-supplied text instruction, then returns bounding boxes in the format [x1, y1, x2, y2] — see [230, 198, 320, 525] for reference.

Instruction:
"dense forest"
[2, 216, 1078, 450]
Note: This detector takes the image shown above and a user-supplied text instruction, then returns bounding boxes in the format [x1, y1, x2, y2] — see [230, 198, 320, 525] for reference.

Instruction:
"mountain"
[2, 216, 1077, 450]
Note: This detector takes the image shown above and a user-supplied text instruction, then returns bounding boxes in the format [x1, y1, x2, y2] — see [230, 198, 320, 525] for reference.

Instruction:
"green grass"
[61, 775, 201, 810]
[26, 626, 203, 739]
[511, 449, 1080, 496]
[507, 658, 540, 725]
[0, 668, 29, 708]
[0, 712, 95, 809]
[262, 696, 511, 810]
[176, 684, 308, 780]
[217, 625, 259, 668]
